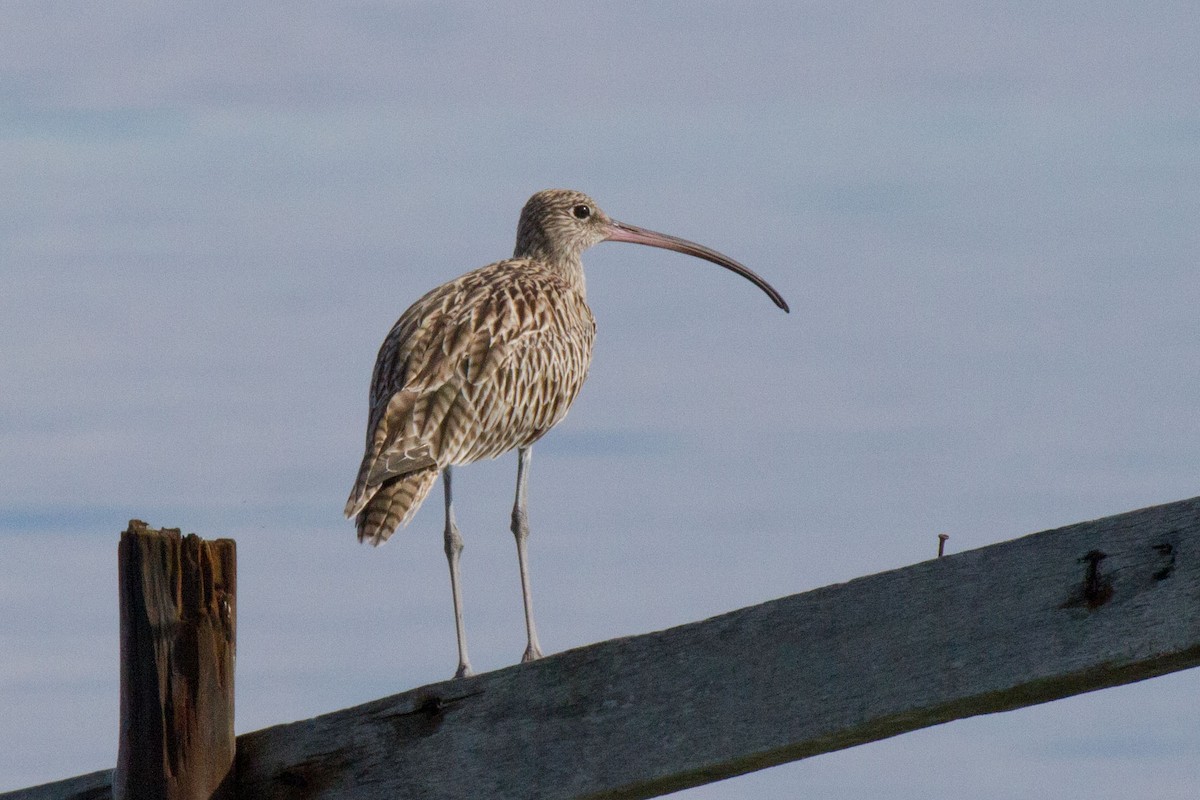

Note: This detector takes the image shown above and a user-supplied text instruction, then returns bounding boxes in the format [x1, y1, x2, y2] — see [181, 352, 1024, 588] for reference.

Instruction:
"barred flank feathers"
[356, 467, 440, 546]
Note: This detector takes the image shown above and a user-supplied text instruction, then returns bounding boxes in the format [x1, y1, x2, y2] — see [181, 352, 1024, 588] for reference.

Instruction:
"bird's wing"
[345, 261, 558, 518]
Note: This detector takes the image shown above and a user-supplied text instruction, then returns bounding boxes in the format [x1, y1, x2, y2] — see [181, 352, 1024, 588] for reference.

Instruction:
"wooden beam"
[114, 522, 237, 800]
[5, 497, 1199, 800]
[1, 771, 111, 800]
[237, 496, 1200, 798]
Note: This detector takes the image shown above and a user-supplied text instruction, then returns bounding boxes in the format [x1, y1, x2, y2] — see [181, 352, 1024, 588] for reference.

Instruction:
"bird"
[345, 188, 788, 678]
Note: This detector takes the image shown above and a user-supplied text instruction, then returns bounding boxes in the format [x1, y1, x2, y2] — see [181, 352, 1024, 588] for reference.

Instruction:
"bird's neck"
[516, 246, 588, 300]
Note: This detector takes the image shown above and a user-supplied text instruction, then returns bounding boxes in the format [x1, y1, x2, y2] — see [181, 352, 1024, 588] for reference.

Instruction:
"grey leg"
[443, 466, 473, 678]
[512, 447, 543, 662]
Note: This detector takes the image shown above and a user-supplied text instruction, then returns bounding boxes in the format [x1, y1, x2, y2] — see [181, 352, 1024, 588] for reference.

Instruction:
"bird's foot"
[454, 661, 474, 679]
[521, 644, 543, 663]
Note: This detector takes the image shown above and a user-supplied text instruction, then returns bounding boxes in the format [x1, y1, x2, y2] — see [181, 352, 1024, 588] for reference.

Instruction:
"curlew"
[345, 189, 788, 677]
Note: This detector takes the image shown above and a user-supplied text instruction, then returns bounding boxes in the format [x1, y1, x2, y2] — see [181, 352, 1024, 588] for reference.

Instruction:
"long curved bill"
[604, 220, 790, 312]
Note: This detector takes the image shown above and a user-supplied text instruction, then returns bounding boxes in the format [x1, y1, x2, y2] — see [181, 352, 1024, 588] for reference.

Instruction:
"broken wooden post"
[114, 521, 236, 800]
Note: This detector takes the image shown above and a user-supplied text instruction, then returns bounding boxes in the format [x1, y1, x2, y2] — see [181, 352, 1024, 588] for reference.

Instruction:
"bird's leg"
[511, 446, 543, 662]
[442, 466, 473, 678]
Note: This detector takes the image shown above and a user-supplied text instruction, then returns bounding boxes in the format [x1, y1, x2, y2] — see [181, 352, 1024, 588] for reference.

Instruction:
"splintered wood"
[114, 522, 236, 800]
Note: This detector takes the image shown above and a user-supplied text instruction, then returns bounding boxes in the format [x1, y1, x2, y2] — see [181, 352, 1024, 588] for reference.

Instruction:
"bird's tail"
[355, 467, 440, 546]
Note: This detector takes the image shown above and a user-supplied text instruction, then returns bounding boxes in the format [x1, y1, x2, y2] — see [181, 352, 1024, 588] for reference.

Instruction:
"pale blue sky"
[2, 2, 1199, 796]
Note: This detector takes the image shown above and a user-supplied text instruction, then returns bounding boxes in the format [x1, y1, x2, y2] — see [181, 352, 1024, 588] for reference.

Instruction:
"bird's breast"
[455, 301, 595, 463]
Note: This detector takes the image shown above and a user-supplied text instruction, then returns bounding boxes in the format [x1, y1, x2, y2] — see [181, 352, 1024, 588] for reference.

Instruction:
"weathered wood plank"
[232, 495, 1200, 799]
[6, 496, 1199, 799]
[114, 522, 237, 800]
[0, 771, 112, 800]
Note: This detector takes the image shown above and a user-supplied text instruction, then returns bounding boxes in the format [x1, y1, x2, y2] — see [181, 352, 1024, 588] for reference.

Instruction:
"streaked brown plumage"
[346, 188, 788, 677]
[345, 257, 595, 540]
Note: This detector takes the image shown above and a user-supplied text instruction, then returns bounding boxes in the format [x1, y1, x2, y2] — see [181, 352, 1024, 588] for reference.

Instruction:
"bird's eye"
[571, 204, 591, 220]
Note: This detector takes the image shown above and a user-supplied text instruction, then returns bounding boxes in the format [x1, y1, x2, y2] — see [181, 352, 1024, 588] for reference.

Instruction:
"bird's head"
[514, 188, 789, 312]
[515, 189, 612, 264]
